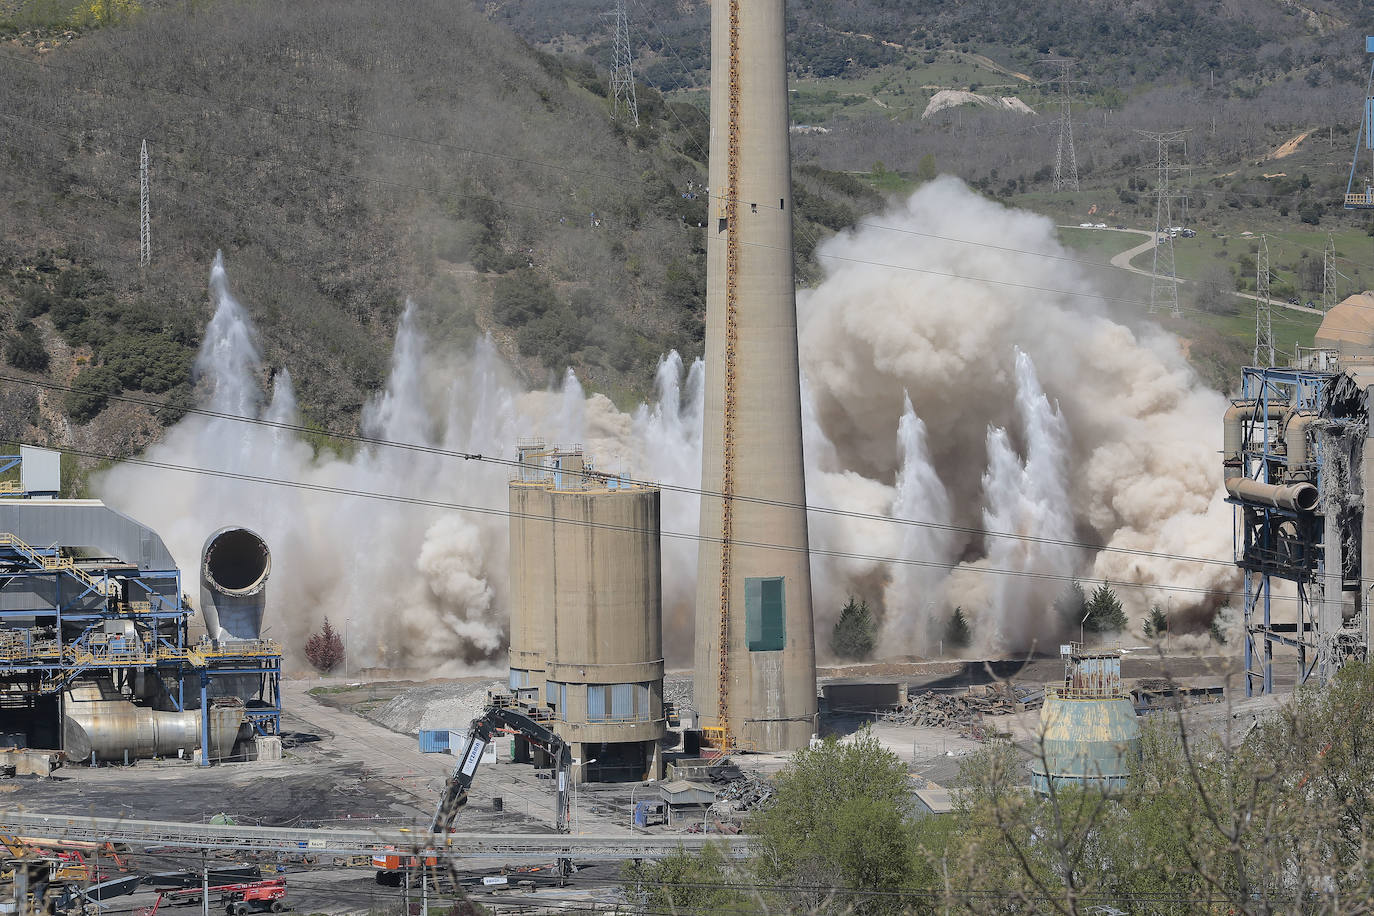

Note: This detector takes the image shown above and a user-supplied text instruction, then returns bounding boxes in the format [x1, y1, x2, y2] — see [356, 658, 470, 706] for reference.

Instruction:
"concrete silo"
[507, 442, 556, 704]
[693, 0, 818, 752]
[507, 445, 666, 782]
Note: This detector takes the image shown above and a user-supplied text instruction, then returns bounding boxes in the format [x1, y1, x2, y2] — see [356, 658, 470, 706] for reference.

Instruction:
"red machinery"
[141, 877, 288, 916]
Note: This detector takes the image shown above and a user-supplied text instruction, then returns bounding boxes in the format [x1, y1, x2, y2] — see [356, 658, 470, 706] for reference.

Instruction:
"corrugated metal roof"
[0, 500, 176, 570]
[913, 787, 953, 814]
[659, 780, 717, 805]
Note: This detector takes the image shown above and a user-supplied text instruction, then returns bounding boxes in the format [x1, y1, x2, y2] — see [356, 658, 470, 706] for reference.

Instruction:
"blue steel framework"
[1231, 368, 1337, 696]
[0, 471, 281, 762]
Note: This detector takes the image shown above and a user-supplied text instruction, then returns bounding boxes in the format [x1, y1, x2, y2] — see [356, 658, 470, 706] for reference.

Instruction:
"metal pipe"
[200, 527, 270, 642]
[1223, 400, 1290, 479]
[62, 682, 242, 763]
[1224, 477, 1319, 512]
[1284, 412, 1322, 480]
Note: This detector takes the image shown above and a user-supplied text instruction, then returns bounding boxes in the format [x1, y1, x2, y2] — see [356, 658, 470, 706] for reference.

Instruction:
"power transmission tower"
[1256, 234, 1274, 367]
[1043, 58, 1079, 191]
[1138, 129, 1189, 316]
[139, 138, 150, 267]
[1322, 233, 1338, 310]
[609, 0, 639, 127]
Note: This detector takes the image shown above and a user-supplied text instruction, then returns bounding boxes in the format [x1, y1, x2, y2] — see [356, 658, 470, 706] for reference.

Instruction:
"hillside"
[0, 0, 876, 458]
[1, 0, 1373, 459]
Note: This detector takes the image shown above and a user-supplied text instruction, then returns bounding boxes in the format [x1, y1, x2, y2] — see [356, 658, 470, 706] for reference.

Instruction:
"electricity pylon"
[1323, 234, 1338, 311]
[1138, 129, 1189, 316]
[1256, 234, 1274, 367]
[609, 0, 639, 127]
[139, 139, 150, 267]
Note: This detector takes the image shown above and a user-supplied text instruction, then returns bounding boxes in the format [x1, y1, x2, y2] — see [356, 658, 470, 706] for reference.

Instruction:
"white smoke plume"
[99, 176, 1236, 671]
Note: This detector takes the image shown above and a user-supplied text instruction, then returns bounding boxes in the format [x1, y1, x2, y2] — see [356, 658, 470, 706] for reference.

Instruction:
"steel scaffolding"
[1230, 366, 1366, 696]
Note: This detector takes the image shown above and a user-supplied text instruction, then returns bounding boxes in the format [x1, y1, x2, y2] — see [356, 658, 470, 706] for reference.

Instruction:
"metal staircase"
[0, 533, 105, 596]
[714, 0, 743, 751]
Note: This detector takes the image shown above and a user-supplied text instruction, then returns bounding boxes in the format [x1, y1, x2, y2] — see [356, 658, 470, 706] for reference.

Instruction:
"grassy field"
[1187, 304, 1324, 357]
[672, 50, 1043, 126]
[1056, 227, 1146, 263]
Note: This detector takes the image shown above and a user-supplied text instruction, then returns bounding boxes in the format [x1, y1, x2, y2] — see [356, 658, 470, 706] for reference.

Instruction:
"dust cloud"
[799, 177, 1236, 655]
[99, 177, 1236, 670]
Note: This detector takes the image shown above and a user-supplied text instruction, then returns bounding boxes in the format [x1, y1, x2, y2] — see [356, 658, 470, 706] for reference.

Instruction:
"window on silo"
[588, 685, 609, 722]
[611, 683, 634, 720]
[745, 577, 786, 651]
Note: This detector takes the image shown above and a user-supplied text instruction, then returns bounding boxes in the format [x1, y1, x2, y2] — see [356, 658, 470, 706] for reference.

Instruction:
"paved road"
[1064, 225, 1327, 319]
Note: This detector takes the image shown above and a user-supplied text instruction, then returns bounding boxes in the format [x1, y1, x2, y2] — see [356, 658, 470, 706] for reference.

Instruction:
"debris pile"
[881, 685, 1040, 738]
[706, 767, 775, 821]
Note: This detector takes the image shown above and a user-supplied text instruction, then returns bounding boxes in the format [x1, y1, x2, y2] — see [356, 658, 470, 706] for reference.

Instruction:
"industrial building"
[1225, 295, 1374, 694]
[0, 447, 281, 765]
[505, 442, 666, 783]
[693, 0, 818, 754]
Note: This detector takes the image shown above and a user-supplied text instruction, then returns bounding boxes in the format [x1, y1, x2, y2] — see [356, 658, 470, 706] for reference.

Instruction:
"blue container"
[418, 729, 451, 753]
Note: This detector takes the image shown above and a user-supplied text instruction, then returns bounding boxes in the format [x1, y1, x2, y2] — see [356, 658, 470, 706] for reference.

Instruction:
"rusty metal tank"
[1030, 648, 1141, 792]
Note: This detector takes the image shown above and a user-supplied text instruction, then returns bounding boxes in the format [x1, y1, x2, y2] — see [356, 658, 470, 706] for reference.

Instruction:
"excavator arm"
[429, 706, 572, 835]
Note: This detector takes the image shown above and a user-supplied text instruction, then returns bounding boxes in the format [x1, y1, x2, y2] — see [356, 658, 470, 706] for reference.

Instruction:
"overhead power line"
[0, 372, 1233, 572]
[43, 441, 1256, 605]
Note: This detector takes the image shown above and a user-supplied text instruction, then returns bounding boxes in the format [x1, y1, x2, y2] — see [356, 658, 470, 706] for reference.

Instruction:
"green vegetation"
[1141, 603, 1169, 638]
[64, 366, 122, 423]
[944, 606, 971, 649]
[1083, 582, 1127, 634]
[5, 322, 48, 372]
[632, 662, 1374, 912]
[1053, 581, 1087, 632]
[624, 730, 948, 915]
[0, 0, 140, 29]
[830, 597, 876, 661]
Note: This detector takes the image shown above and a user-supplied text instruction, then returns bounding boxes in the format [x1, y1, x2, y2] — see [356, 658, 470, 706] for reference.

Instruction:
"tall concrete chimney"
[692, 0, 817, 752]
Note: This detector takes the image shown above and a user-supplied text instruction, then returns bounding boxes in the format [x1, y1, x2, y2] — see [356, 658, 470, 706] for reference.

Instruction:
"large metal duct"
[200, 527, 270, 642]
[1225, 477, 1319, 512]
[62, 683, 242, 762]
[1223, 401, 1291, 479]
[1284, 412, 1322, 481]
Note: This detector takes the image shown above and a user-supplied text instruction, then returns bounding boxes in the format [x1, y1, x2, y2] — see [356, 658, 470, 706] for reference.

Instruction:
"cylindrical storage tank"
[508, 482, 554, 702]
[544, 484, 667, 774]
[200, 527, 271, 642]
[1030, 693, 1141, 793]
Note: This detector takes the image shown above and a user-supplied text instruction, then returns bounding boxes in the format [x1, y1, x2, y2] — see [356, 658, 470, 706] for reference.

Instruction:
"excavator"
[375, 704, 571, 886]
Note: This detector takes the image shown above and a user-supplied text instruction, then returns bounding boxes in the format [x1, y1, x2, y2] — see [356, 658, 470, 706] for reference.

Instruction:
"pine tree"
[1142, 604, 1169, 638]
[305, 617, 346, 673]
[831, 597, 876, 660]
[1084, 583, 1127, 634]
[945, 606, 972, 649]
[1054, 581, 1087, 630]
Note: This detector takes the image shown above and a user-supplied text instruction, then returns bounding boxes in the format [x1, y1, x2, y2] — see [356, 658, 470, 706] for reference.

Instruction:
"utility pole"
[139, 139, 150, 267]
[1323, 233, 1338, 311]
[1256, 234, 1274, 367]
[200, 851, 209, 916]
[1040, 58, 1079, 191]
[609, 0, 639, 127]
[1138, 129, 1190, 316]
